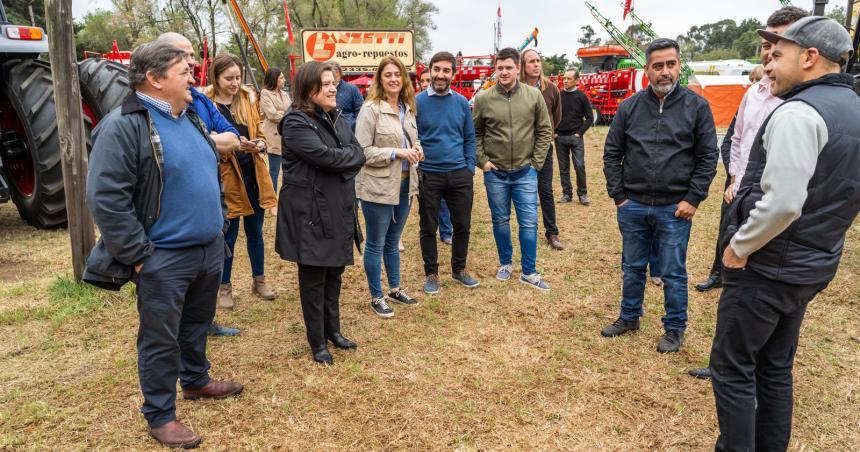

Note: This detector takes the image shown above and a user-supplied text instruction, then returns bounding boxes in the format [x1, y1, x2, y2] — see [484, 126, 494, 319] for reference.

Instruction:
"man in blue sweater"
[157, 32, 243, 337]
[416, 51, 480, 294]
[85, 42, 243, 448]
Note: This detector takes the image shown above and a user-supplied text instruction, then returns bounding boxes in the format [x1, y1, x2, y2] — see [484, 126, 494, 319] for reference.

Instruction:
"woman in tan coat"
[205, 53, 278, 308]
[259, 67, 291, 193]
[355, 56, 423, 318]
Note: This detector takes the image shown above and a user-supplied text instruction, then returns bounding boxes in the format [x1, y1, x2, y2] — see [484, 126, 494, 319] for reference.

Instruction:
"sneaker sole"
[600, 327, 639, 338]
[518, 278, 550, 291]
[371, 307, 395, 318]
[389, 298, 420, 306]
[423, 286, 439, 294]
[452, 277, 480, 288]
[496, 274, 511, 281]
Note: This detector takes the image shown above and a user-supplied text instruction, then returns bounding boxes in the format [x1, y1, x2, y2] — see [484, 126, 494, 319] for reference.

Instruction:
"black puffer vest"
[725, 73, 860, 285]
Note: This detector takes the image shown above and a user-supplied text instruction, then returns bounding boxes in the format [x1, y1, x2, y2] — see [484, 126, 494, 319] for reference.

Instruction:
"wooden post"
[44, 0, 96, 281]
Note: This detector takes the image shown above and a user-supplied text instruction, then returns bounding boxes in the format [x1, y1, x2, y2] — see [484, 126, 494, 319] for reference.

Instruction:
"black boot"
[328, 332, 357, 350]
[311, 345, 333, 365]
[695, 273, 723, 292]
[688, 368, 712, 379]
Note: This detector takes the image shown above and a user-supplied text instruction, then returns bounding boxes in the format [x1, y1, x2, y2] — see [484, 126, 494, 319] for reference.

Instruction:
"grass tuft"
[0, 275, 112, 327]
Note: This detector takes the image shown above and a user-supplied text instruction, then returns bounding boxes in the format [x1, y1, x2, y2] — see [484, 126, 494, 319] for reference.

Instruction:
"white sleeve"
[730, 102, 828, 258]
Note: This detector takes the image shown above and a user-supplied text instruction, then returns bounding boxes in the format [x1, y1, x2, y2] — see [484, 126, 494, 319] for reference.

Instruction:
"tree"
[542, 54, 569, 75]
[74, 10, 136, 58]
[399, 0, 439, 60]
[110, 0, 159, 45]
[623, 22, 650, 48]
[73, 0, 441, 84]
[677, 17, 761, 61]
[4, 0, 45, 27]
[578, 25, 601, 47]
[732, 30, 760, 60]
[826, 5, 846, 26]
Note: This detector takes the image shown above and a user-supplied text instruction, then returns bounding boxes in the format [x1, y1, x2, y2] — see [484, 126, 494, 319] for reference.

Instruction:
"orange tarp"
[688, 83, 749, 128]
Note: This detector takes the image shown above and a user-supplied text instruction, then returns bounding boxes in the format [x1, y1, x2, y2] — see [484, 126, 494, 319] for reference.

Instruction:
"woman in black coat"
[276, 61, 366, 365]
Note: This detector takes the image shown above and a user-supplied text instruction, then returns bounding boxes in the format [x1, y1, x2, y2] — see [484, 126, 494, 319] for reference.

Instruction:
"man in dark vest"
[710, 17, 860, 451]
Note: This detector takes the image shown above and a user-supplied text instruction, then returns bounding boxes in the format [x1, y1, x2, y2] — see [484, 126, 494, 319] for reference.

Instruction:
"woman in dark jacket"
[276, 61, 366, 365]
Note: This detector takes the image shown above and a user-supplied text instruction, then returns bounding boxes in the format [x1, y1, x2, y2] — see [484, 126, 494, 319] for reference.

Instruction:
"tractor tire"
[0, 59, 66, 228]
[78, 58, 131, 120]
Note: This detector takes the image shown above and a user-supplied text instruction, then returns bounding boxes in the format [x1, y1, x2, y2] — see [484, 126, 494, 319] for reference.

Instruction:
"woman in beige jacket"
[355, 56, 423, 318]
[260, 67, 291, 192]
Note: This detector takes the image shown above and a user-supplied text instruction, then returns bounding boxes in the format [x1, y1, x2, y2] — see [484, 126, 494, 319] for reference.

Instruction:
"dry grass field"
[1, 127, 858, 450]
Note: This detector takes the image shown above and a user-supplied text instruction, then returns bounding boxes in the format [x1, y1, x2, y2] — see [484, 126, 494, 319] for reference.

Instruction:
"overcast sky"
[72, 0, 818, 58]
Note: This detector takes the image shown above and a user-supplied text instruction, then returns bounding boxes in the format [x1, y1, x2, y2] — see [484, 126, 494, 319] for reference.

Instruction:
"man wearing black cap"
[710, 16, 860, 451]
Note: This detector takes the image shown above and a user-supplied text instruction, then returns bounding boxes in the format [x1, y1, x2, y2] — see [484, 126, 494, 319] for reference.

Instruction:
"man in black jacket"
[85, 42, 242, 448]
[711, 18, 860, 450]
[601, 38, 718, 353]
[556, 69, 593, 205]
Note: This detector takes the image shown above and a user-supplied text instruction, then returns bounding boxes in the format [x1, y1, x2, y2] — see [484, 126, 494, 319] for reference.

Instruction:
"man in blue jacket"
[601, 38, 718, 353]
[84, 42, 243, 448]
[157, 33, 239, 154]
[331, 61, 365, 130]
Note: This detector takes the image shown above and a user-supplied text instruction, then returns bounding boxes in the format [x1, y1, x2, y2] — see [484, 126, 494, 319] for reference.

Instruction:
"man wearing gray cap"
[710, 16, 860, 451]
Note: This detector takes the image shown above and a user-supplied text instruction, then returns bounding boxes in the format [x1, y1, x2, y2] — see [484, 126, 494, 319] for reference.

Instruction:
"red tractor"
[0, 1, 131, 228]
[450, 54, 494, 99]
[576, 45, 648, 124]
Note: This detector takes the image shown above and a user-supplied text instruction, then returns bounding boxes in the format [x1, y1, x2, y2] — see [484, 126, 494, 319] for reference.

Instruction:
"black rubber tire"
[0, 59, 67, 228]
[78, 58, 131, 119]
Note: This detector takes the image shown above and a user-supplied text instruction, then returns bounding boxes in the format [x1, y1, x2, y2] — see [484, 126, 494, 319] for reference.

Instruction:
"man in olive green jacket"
[472, 47, 554, 291]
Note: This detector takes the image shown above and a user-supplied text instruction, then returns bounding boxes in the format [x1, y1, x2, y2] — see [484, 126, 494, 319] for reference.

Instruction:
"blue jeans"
[268, 153, 282, 192]
[484, 165, 539, 275]
[223, 175, 266, 283]
[649, 241, 660, 278]
[361, 179, 411, 298]
[438, 198, 452, 241]
[616, 200, 692, 331]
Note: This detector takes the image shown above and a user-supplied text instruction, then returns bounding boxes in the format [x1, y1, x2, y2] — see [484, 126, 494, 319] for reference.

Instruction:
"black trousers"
[555, 134, 587, 197]
[709, 172, 733, 276]
[710, 267, 827, 452]
[537, 147, 559, 238]
[418, 168, 474, 275]
[297, 264, 344, 350]
[136, 237, 223, 428]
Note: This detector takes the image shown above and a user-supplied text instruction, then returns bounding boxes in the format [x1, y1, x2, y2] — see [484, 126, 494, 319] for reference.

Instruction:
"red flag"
[623, 0, 633, 19]
[283, 0, 295, 45]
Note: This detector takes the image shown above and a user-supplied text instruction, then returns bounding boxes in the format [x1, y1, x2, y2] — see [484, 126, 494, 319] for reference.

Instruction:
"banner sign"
[301, 29, 415, 72]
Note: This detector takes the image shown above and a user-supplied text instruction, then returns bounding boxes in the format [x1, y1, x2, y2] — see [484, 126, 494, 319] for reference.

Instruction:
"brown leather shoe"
[217, 283, 234, 310]
[148, 420, 201, 449]
[182, 380, 244, 400]
[251, 276, 276, 300]
[547, 235, 565, 251]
